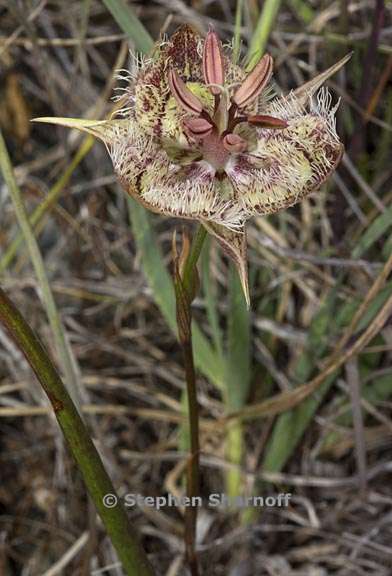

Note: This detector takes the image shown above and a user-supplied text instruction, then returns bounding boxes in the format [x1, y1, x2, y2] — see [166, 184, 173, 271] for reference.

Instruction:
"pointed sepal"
[202, 221, 250, 307]
[31, 117, 127, 144]
[291, 52, 352, 106]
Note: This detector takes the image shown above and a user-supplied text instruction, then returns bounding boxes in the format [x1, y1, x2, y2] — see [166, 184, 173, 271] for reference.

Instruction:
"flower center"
[167, 30, 288, 173]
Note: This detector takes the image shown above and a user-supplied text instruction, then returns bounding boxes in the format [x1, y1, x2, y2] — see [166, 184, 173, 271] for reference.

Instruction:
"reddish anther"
[233, 54, 273, 108]
[168, 69, 203, 114]
[247, 115, 288, 129]
[203, 30, 225, 95]
[223, 133, 248, 153]
[184, 117, 214, 138]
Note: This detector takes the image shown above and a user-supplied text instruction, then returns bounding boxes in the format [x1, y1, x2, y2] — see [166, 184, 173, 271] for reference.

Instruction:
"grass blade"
[101, 0, 153, 53]
[352, 205, 392, 258]
[0, 136, 94, 275]
[232, 0, 244, 64]
[245, 0, 282, 70]
[0, 287, 154, 576]
[0, 129, 82, 407]
[261, 243, 392, 476]
[225, 264, 251, 496]
[201, 237, 224, 360]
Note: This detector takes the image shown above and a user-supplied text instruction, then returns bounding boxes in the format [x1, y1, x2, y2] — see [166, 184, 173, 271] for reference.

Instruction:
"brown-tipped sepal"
[202, 221, 250, 308]
[31, 117, 128, 144]
[291, 52, 353, 107]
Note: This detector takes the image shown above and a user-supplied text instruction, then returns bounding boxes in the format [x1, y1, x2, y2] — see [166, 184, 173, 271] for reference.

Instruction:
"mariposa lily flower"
[34, 25, 350, 305]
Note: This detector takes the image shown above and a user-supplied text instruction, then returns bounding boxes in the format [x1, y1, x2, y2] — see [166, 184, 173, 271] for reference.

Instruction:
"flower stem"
[173, 224, 207, 576]
[182, 331, 200, 576]
[182, 225, 207, 295]
[0, 286, 155, 576]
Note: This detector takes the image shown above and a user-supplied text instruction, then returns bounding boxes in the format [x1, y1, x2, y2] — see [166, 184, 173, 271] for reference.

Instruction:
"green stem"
[245, 0, 282, 70]
[233, 0, 244, 64]
[0, 286, 155, 576]
[182, 335, 200, 576]
[182, 225, 207, 296]
[174, 224, 207, 576]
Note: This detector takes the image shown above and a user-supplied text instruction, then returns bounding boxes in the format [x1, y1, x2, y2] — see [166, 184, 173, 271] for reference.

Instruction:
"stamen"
[168, 69, 203, 115]
[223, 133, 248, 153]
[247, 114, 288, 129]
[183, 117, 214, 138]
[203, 30, 225, 95]
[233, 54, 273, 108]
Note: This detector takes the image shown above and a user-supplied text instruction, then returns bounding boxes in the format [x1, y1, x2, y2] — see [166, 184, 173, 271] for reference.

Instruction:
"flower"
[34, 25, 350, 305]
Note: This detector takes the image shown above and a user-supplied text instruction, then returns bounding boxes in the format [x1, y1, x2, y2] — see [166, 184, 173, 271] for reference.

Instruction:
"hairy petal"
[35, 114, 245, 229]
[164, 25, 204, 81]
[131, 25, 205, 138]
[202, 221, 249, 307]
[226, 89, 343, 215]
[108, 120, 157, 187]
[117, 151, 241, 228]
[140, 161, 217, 218]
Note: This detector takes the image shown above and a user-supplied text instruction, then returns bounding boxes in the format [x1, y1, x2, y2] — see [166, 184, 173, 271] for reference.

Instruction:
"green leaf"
[356, 284, 392, 331]
[101, 0, 153, 53]
[261, 273, 392, 476]
[0, 129, 82, 408]
[261, 288, 339, 474]
[201, 238, 224, 360]
[262, 376, 335, 473]
[352, 205, 392, 259]
[225, 264, 251, 496]
[287, 0, 314, 24]
[232, 0, 244, 64]
[225, 264, 252, 410]
[245, 0, 282, 70]
[321, 373, 392, 454]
